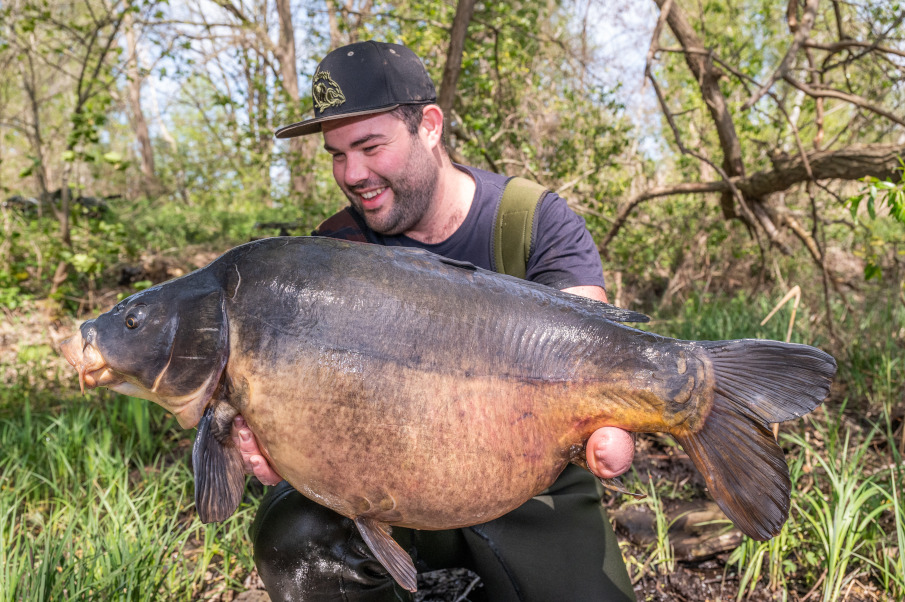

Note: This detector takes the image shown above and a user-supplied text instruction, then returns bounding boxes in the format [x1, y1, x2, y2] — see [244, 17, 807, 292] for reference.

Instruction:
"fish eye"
[124, 305, 147, 330]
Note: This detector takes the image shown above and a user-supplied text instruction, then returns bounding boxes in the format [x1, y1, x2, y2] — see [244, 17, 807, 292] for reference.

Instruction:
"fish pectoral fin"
[192, 406, 245, 523]
[599, 477, 646, 500]
[354, 517, 417, 593]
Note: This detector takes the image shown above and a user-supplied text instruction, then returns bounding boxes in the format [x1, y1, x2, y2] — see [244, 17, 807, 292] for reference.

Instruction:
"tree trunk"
[653, 0, 746, 219]
[438, 0, 477, 120]
[275, 0, 310, 197]
[124, 11, 158, 196]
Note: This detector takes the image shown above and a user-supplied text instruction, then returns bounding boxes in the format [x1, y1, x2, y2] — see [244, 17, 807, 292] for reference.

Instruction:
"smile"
[361, 187, 386, 200]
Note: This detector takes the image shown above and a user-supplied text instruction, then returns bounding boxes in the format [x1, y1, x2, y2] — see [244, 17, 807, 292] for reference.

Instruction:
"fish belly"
[232, 354, 617, 530]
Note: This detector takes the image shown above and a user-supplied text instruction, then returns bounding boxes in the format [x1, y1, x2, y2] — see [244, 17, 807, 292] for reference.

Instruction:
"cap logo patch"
[312, 70, 346, 112]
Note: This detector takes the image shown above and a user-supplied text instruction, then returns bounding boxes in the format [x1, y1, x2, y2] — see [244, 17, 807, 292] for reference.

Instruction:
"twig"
[760, 284, 801, 344]
[761, 284, 801, 439]
[800, 568, 828, 602]
[453, 576, 482, 602]
[783, 77, 905, 127]
[598, 182, 728, 252]
[804, 39, 905, 60]
[742, 0, 819, 110]
[645, 72, 761, 236]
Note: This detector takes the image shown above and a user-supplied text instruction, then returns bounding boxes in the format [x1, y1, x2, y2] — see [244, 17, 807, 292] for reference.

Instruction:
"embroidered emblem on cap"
[312, 70, 346, 112]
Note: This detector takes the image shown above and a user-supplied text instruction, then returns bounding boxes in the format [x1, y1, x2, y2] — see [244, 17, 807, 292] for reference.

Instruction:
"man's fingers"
[586, 426, 635, 479]
[232, 415, 283, 486]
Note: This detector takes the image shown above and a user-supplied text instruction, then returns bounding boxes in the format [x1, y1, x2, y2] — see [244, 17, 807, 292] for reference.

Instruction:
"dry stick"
[800, 568, 828, 602]
[452, 576, 482, 602]
[742, 0, 820, 110]
[761, 285, 801, 439]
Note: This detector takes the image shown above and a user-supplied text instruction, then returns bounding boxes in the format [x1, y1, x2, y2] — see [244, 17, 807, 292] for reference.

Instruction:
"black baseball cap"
[275, 41, 437, 139]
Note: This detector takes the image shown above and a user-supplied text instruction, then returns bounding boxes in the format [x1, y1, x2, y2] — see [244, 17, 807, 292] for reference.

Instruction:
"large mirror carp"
[61, 236, 836, 592]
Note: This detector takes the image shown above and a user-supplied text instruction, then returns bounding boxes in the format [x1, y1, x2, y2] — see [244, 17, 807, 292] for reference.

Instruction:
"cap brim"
[275, 104, 401, 139]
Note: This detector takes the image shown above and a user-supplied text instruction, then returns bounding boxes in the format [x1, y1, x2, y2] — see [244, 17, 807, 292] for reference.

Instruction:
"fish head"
[61, 274, 228, 429]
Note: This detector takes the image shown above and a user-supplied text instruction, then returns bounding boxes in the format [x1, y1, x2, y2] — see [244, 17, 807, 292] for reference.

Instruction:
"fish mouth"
[60, 332, 120, 393]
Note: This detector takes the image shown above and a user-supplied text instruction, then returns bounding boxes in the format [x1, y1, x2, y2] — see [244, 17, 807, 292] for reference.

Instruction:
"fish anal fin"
[354, 517, 417, 593]
[193, 405, 245, 523]
[673, 399, 790, 541]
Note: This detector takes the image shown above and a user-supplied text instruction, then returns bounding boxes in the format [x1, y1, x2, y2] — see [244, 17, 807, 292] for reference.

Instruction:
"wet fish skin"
[60, 236, 837, 592]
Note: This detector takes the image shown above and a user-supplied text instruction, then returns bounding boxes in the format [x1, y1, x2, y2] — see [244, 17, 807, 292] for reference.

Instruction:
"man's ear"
[420, 105, 444, 150]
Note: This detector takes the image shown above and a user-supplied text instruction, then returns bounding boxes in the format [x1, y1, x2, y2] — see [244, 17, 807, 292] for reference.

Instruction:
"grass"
[0, 391, 260, 601]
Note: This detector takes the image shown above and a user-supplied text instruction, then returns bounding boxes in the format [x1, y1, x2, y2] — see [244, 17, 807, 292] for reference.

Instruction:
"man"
[232, 40, 637, 601]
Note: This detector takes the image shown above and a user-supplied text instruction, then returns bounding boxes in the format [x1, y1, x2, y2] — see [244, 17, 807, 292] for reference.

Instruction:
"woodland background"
[1, 0, 904, 600]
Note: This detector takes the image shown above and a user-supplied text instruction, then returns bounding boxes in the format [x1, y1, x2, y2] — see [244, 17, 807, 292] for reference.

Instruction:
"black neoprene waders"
[250, 465, 636, 601]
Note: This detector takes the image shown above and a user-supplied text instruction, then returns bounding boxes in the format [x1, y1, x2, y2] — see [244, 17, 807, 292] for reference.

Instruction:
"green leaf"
[847, 194, 862, 221]
[62, 150, 76, 162]
[864, 263, 882, 281]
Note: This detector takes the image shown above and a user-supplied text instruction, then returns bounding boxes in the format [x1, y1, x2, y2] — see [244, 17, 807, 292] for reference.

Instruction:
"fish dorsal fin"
[354, 517, 417, 593]
[193, 405, 245, 523]
[593, 302, 649, 324]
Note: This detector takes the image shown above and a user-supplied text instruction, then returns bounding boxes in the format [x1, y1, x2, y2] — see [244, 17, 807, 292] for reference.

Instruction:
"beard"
[344, 138, 439, 236]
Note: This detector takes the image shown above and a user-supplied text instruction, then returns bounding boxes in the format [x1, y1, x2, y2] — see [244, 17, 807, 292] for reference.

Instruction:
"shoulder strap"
[493, 177, 548, 279]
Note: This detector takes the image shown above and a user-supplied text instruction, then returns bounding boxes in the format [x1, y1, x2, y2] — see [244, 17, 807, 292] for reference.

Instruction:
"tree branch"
[782, 76, 905, 128]
[742, 0, 819, 110]
[598, 143, 905, 250]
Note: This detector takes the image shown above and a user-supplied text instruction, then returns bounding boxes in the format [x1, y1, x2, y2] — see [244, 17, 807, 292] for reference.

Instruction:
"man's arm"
[559, 285, 635, 480]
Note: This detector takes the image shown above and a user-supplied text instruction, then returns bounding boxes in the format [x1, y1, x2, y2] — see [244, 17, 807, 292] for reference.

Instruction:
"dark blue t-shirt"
[317, 164, 606, 290]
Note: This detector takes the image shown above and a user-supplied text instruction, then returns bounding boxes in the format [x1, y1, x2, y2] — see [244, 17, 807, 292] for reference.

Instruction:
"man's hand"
[232, 415, 283, 486]
[561, 286, 635, 480]
[585, 426, 635, 479]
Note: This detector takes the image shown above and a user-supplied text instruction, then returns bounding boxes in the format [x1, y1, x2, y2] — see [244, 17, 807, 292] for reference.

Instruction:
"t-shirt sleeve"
[311, 207, 371, 243]
[525, 192, 606, 291]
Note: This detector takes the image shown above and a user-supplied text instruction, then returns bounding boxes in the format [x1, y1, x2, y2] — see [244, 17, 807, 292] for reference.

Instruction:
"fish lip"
[60, 333, 115, 393]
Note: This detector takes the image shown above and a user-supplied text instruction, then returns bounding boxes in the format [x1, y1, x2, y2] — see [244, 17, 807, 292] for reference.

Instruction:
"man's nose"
[343, 153, 369, 187]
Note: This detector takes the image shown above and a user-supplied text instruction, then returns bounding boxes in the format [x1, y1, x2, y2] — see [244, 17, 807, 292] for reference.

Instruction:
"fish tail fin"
[673, 340, 836, 540]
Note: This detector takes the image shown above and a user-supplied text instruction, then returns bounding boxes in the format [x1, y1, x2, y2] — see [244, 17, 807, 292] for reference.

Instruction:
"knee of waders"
[251, 481, 411, 601]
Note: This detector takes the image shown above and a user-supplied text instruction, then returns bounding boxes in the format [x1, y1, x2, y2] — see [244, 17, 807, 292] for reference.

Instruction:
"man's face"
[322, 111, 439, 236]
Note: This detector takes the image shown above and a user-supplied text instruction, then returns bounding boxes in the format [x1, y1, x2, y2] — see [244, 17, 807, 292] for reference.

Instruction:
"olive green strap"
[493, 177, 548, 279]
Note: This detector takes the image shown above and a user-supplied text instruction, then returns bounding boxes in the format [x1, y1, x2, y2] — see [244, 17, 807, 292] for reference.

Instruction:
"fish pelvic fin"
[674, 340, 836, 540]
[193, 405, 246, 523]
[354, 517, 418, 592]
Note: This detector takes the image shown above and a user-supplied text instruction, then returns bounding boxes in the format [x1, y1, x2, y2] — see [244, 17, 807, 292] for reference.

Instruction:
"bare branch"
[598, 143, 905, 250]
[742, 0, 819, 110]
[783, 76, 905, 128]
[804, 39, 905, 60]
